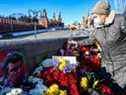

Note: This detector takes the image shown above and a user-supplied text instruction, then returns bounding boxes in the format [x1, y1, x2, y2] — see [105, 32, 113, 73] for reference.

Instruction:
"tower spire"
[58, 12, 62, 22]
[43, 9, 47, 17]
[53, 12, 56, 21]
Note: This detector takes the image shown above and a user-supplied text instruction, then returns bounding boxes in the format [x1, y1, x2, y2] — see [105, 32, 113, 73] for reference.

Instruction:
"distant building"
[38, 9, 49, 28]
[0, 9, 64, 33]
[38, 10, 64, 29]
[81, 16, 88, 28]
[80, 15, 94, 29]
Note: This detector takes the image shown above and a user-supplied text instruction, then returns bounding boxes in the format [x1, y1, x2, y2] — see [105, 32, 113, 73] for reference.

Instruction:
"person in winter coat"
[90, 0, 126, 88]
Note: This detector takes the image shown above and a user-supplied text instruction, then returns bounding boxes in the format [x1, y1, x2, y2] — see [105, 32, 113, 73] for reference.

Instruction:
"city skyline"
[0, 0, 116, 24]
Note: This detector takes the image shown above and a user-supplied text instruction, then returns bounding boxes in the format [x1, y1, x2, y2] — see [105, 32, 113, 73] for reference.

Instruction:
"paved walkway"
[0, 30, 89, 42]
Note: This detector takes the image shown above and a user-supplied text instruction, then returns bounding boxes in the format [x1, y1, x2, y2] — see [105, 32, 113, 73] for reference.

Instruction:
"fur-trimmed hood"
[105, 10, 116, 25]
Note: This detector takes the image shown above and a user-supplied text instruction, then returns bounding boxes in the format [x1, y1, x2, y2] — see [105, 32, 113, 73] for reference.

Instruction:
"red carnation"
[67, 74, 79, 95]
[59, 73, 68, 87]
[52, 69, 61, 80]
[69, 83, 79, 95]
[90, 55, 101, 71]
[80, 47, 89, 53]
[101, 84, 113, 95]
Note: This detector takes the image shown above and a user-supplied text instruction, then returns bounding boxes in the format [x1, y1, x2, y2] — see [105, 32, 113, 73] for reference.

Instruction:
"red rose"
[81, 47, 89, 53]
[40, 67, 56, 85]
[101, 84, 113, 95]
[67, 74, 79, 95]
[59, 73, 68, 87]
[52, 69, 61, 80]
[90, 55, 101, 71]
[69, 83, 79, 95]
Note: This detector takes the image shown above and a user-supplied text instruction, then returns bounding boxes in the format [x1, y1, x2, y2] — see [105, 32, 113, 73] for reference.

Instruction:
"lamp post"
[33, 21, 37, 38]
[28, 9, 41, 39]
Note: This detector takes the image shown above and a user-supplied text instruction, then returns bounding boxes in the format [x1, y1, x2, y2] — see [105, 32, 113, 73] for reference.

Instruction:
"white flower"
[29, 77, 47, 95]
[6, 88, 22, 95]
[85, 51, 90, 55]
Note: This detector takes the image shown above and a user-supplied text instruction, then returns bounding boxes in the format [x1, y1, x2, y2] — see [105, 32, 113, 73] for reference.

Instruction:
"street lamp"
[28, 9, 41, 39]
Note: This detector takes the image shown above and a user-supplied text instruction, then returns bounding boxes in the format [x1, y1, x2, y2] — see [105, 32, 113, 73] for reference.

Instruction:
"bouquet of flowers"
[79, 71, 115, 95]
[79, 43, 101, 71]
[40, 67, 79, 95]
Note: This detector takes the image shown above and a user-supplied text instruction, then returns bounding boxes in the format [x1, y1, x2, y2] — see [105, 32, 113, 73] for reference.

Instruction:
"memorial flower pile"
[0, 40, 123, 95]
[34, 40, 116, 95]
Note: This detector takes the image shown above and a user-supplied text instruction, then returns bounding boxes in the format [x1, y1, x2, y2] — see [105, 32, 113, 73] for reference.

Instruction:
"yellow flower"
[44, 84, 68, 95]
[59, 90, 67, 95]
[93, 80, 100, 89]
[45, 84, 59, 95]
[58, 58, 67, 71]
[50, 84, 59, 92]
[80, 77, 89, 90]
